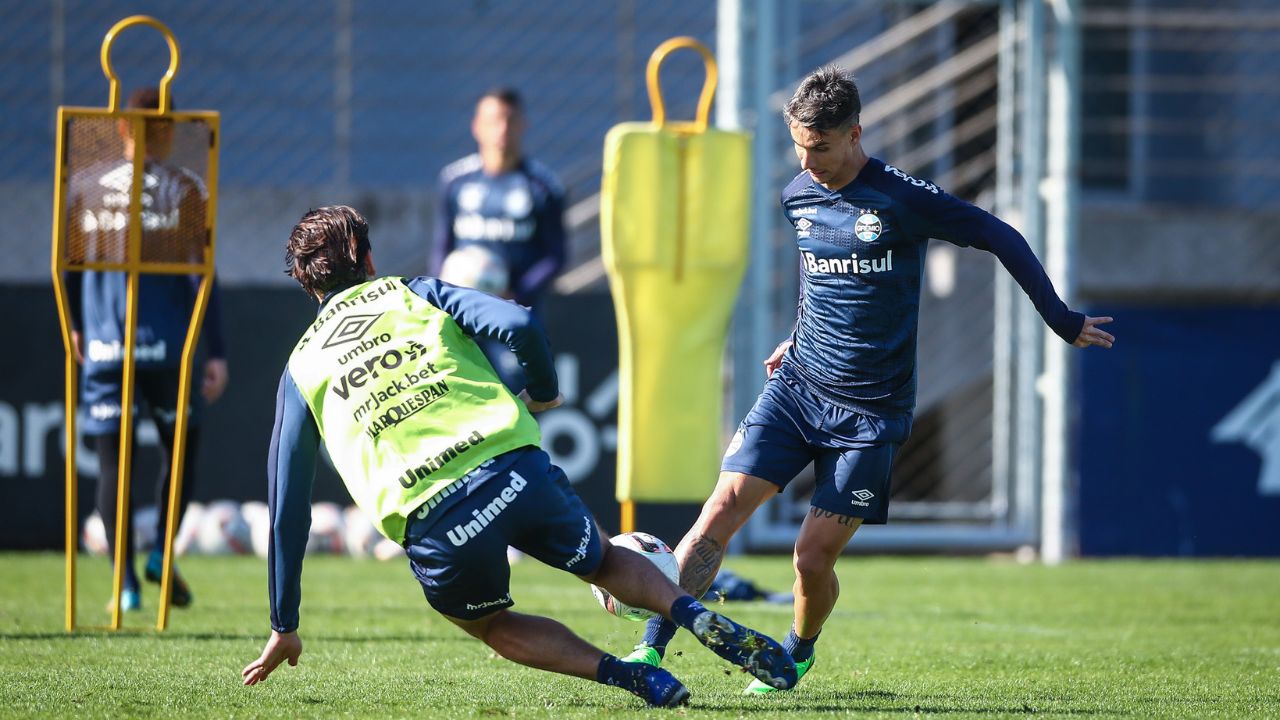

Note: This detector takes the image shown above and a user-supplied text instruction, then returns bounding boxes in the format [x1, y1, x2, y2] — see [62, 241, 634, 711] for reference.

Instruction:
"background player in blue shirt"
[242, 206, 795, 707]
[432, 88, 566, 391]
[624, 67, 1116, 692]
[67, 87, 229, 613]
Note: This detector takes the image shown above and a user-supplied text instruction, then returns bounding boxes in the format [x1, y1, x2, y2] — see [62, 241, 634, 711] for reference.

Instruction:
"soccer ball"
[306, 502, 347, 555]
[174, 501, 204, 556]
[241, 501, 272, 558]
[439, 245, 510, 296]
[195, 500, 252, 555]
[343, 505, 382, 558]
[591, 532, 680, 621]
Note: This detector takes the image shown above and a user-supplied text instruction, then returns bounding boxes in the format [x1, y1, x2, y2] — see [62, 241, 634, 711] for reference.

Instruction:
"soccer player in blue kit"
[241, 206, 796, 707]
[432, 88, 566, 391]
[67, 87, 230, 612]
[623, 67, 1116, 693]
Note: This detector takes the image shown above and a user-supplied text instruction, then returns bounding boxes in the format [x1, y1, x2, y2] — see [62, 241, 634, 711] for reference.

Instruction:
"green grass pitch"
[1, 553, 1277, 718]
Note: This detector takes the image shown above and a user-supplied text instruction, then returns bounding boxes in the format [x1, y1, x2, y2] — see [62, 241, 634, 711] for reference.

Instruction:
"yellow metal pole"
[620, 500, 635, 534]
[108, 115, 147, 631]
[157, 272, 211, 630]
[50, 107, 78, 632]
[101, 16, 180, 114]
[157, 108, 215, 631]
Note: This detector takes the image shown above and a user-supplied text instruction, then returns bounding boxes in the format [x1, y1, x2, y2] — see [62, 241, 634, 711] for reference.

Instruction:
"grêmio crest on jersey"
[793, 206, 895, 276]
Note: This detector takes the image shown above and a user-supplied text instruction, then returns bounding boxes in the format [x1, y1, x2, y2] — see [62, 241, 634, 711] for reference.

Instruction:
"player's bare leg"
[624, 472, 776, 666]
[448, 609, 601, 678]
[583, 535, 799, 690]
[579, 540, 683, 615]
[742, 506, 861, 695]
[792, 507, 862, 638]
[673, 472, 777, 598]
[444, 608, 690, 707]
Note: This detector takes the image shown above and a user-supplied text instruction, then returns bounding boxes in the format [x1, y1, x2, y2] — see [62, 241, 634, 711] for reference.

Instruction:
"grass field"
[1, 553, 1277, 719]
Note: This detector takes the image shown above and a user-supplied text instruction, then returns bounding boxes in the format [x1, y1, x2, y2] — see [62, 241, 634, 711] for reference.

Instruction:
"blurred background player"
[431, 87, 566, 392]
[66, 87, 230, 612]
[243, 206, 795, 706]
[622, 66, 1116, 693]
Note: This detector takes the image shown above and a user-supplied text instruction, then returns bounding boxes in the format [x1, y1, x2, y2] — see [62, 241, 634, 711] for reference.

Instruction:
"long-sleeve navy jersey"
[781, 158, 1083, 418]
[431, 155, 566, 306]
[66, 159, 226, 370]
[265, 277, 559, 633]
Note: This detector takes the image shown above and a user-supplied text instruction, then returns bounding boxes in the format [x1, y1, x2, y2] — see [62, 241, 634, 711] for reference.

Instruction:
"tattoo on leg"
[809, 506, 859, 527]
[678, 535, 724, 598]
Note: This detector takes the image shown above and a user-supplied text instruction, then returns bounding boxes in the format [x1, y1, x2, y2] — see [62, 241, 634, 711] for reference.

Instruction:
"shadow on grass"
[0, 630, 470, 644]
[710, 688, 1125, 716]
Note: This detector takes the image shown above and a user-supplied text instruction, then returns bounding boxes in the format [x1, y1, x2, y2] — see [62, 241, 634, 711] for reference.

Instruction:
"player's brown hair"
[783, 66, 861, 132]
[285, 205, 371, 300]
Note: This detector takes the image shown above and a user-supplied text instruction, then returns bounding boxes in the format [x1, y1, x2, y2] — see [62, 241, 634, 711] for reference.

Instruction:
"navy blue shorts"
[81, 366, 201, 436]
[721, 365, 912, 524]
[403, 447, 603, 620]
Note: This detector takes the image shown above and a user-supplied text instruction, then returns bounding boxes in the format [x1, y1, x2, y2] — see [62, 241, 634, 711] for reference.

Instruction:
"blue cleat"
[605, 661, 690, 707]
[691, 610, 798, 690]
[145, 551, 193, 607]
[620, 644, 662, 667]
[745, 651, 815, 694]
[106, 587, 141, 613]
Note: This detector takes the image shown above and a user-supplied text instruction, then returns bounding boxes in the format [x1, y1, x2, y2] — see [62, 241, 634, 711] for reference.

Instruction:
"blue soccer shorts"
[403, 446, 603, 620]
[720, 364, 912, 524]
[81, 366, 201, 436]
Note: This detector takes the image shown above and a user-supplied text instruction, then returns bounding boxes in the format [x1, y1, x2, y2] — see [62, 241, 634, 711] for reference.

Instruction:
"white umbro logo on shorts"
[851, 489, 875, 507]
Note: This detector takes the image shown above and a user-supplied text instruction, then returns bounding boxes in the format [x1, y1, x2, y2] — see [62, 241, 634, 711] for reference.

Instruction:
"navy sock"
[668, 595, 707, 630]
[596, 654, 637, 687]
[640, 614, 678, 657]
[639, 597, 701, 657]
[783, 627, 819, 662]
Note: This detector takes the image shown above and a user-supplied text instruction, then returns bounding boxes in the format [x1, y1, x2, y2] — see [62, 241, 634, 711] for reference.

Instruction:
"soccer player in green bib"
[241, 206, 796, 707]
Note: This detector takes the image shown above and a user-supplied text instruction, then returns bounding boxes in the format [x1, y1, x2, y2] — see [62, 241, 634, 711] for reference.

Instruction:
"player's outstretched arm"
[1072, 315, 1115, 349]
[242, 630, 302, 685]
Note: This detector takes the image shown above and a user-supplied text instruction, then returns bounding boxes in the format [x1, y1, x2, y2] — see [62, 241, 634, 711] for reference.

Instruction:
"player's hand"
[763, 340, 793, 377]
[518, 389, 563, 413]
[242, 630, 302, 686]
[202, 358, 229, 403]
[70, 330, 84, 365]
[1072, 316, 1115, 349]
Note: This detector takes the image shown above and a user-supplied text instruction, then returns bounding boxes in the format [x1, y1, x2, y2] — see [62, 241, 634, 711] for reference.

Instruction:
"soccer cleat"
[744, 651, 814, 694]
[606, 661, 690, 707]
[690, 611, 798, 690]
[106, 587, 141, 613]
[145, 552, 193, 608]
[620, 644, 662, 667]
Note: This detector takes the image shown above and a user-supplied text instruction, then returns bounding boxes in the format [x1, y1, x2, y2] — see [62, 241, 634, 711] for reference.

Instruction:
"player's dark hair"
[285, 205, 372, 300]
[128, 87, 163, 110]
[479, 87, 523, 113]
[783, 66, 860, 131]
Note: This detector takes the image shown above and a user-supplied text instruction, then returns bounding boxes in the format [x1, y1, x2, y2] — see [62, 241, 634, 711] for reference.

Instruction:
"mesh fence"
[1, 0, 718, 283]
[60, 114, 213, 267]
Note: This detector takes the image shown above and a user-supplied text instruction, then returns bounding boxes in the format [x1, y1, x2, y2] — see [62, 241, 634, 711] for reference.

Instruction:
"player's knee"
[694, 477, 761, 540]
[792, 548, 836, 584]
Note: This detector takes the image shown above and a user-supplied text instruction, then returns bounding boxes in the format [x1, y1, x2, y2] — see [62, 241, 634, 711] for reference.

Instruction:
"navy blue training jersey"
[432, 155, 566, 307]
[265, 277, 558, 633]
[781, 157, 1083, 418]
[67, 159, 225, 371]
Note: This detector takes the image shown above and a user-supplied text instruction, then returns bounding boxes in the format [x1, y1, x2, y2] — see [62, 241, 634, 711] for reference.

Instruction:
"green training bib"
[288, 278, 541, 542]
